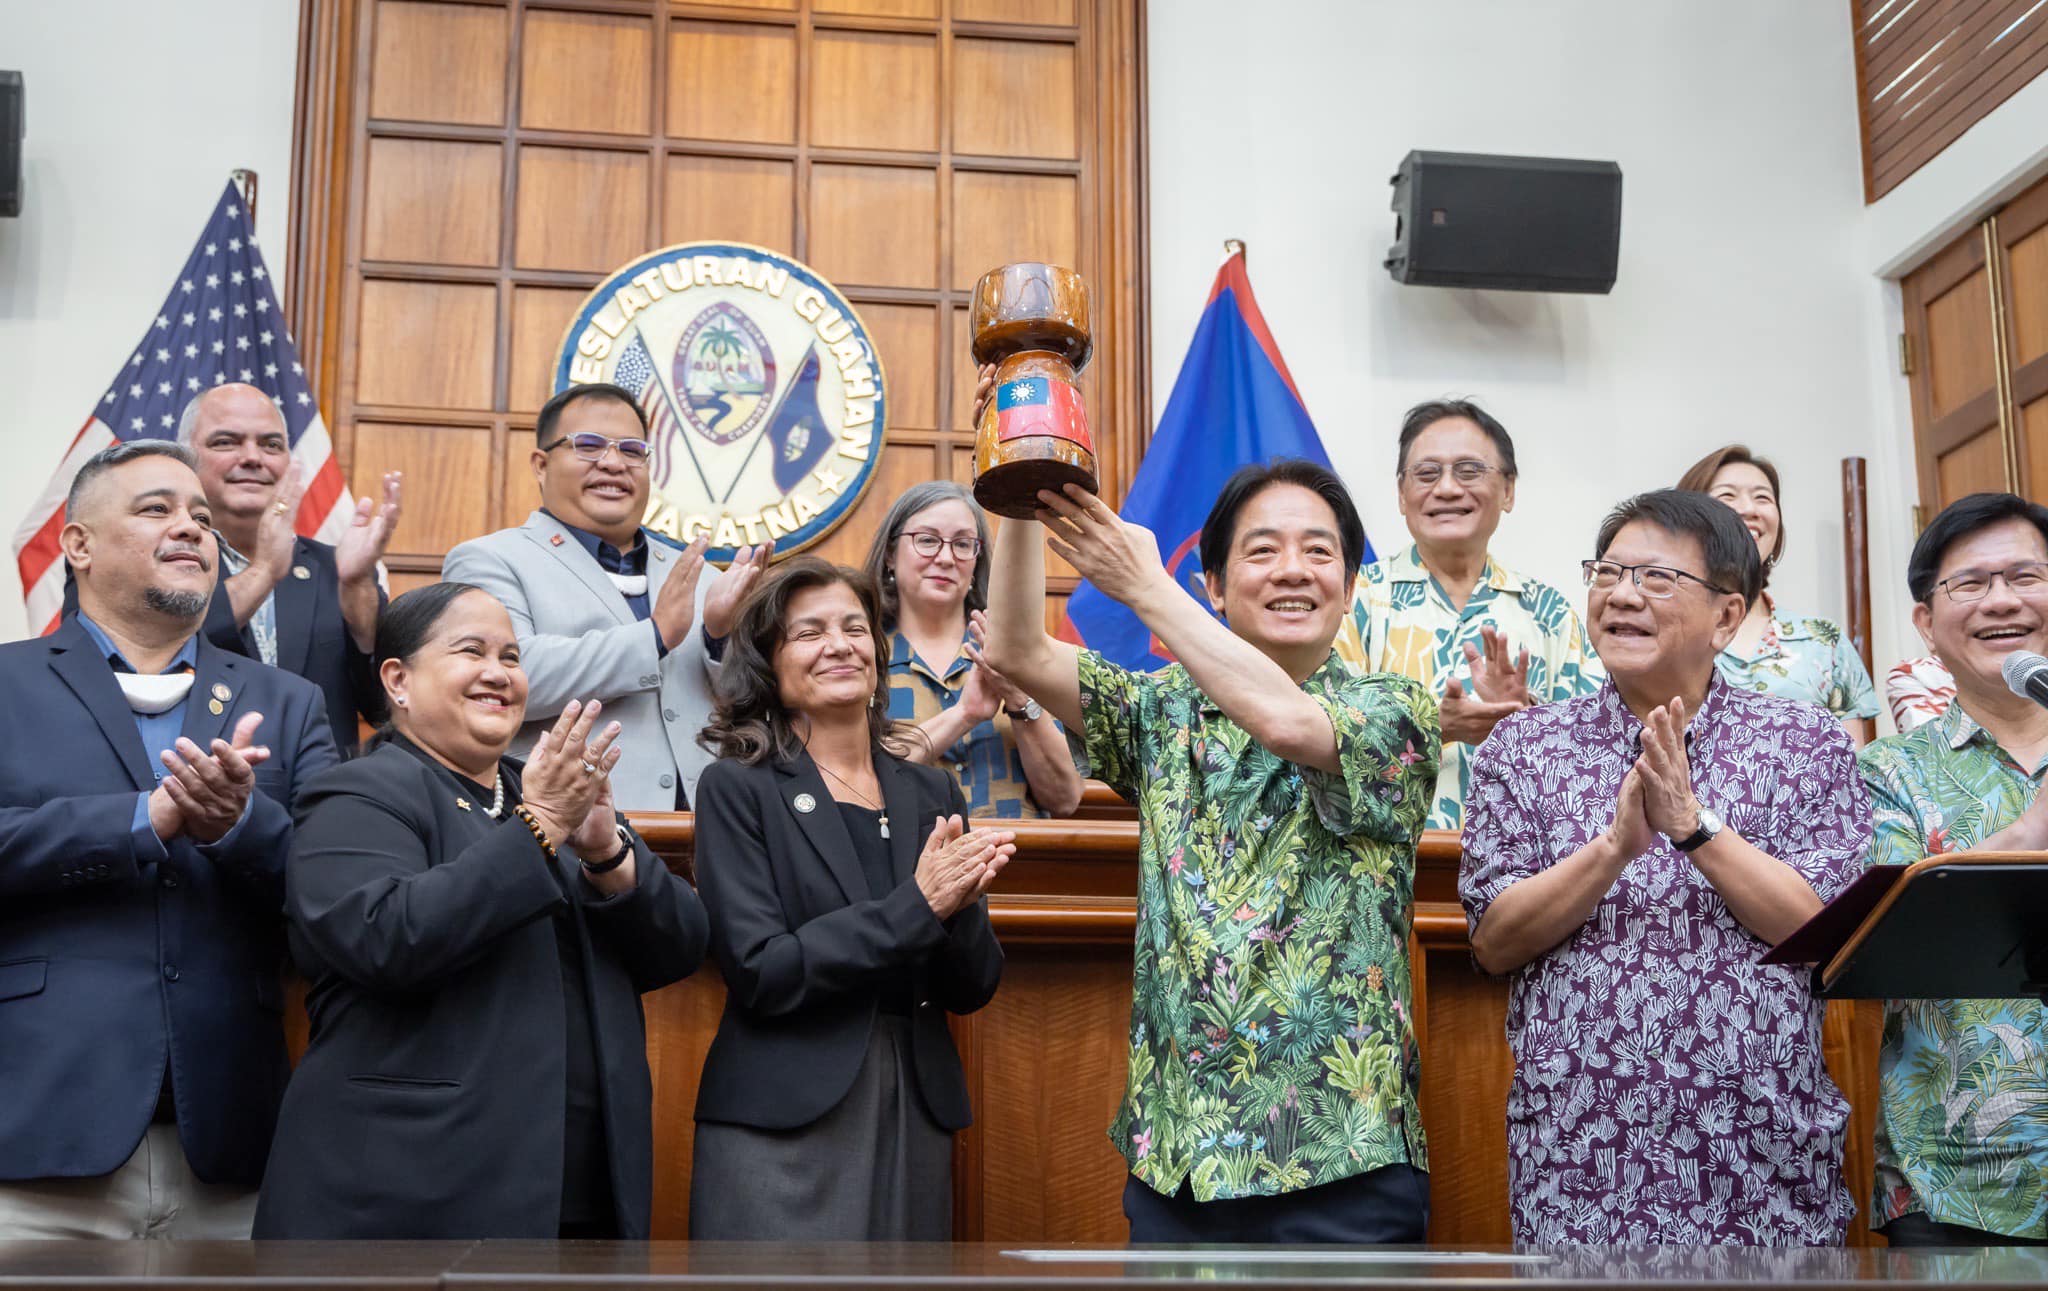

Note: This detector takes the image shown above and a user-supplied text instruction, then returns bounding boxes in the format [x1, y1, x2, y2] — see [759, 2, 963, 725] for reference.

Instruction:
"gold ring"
[273, 502, 290, 515]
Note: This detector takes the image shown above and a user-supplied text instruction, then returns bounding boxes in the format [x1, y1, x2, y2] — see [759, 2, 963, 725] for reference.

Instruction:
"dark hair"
[698, 556, 925, 767]
[1395, 399, 1517, 479]
[1594, 489, 1763, 607]
[1907, 492, 2048, 603]
[861, 481, 991, 632]
[1676, 443, 1784, 577]
[535, 382, 649, 446]
[64, 440, 198, 521]
[1198, 458, 1368, 591]
[363, 581, 489, 747]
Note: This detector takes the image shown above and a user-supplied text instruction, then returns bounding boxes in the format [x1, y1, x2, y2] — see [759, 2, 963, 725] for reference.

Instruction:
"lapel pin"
[207, 699, 225, 715]
[211, 683, 231, 702]
[292, 564, 312, 580]
[455, 797, 472, 812]
[550, 533, 565, 547]
[793, 793, 817, 814]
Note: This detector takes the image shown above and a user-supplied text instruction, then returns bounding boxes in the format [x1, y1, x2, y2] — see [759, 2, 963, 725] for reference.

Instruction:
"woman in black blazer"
[253, 582, 708, 1239]
[690, 556, 1014, 1241]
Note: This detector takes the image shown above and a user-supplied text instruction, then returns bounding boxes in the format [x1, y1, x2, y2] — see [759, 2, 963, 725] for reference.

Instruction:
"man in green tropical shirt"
[1858, 491, 2048, 1247]
[983, 460, 1441, 1243]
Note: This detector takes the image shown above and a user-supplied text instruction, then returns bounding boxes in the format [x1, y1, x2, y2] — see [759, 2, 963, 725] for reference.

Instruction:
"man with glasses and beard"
[1857, 492, 2048, 1248]
[1460, 489, 1869, 1245]
[444, 383, 767, 811]
[0, 441, 337, 1237]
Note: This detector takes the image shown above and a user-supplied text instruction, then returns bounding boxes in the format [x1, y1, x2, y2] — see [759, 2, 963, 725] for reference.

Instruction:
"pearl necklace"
[483, 771, 506, 819]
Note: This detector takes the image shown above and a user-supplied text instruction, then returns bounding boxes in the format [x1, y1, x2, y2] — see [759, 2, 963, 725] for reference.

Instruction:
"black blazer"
[62, 537, 384, 755]
[691, 750, 1002, 1134]
[252, 743, 709, 1239]
[0, 620, 338, 1186]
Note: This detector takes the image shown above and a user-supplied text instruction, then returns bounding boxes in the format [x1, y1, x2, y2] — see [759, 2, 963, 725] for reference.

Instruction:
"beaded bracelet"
[512, 805, 558, 861]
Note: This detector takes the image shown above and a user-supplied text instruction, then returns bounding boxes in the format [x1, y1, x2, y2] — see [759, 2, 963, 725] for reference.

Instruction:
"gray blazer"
[442, 511, 721, 811]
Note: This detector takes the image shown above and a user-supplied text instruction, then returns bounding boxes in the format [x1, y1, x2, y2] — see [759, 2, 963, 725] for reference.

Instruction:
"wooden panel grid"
[297, 0, 1145, 582]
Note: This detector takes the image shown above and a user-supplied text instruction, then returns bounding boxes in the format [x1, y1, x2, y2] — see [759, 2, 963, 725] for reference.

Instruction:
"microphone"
[2001, 650, 2048, 709]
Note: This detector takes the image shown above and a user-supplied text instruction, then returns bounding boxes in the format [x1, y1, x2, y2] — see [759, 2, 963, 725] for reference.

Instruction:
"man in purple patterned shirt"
[1460, 490, 1870, 1245]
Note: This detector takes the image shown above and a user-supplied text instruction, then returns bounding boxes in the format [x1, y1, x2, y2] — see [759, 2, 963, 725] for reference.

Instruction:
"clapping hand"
[651, 536, 712, 653]
[335, 471, 402, 588]
[520, 700, 624, 848]
[703, 541, 774, 641]
[1465, 626, 1532, 706]
[253, 466, 305, 579]
[1635, 697, 1701, 841]
[153, 712, 273, 843]
[913, 814, 1016, 920]
[1602, 765, 1656, 863]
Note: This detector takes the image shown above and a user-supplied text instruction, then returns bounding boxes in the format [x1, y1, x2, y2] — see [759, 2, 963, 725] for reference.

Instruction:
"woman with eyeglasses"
[858, 481, 1082, 818]
[1677, 445, 1879, 744]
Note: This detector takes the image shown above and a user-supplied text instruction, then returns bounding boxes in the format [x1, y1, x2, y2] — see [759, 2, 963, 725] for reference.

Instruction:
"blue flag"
[1057, 246, 1369, 670]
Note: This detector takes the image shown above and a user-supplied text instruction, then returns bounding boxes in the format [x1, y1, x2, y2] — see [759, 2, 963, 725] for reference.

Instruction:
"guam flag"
[1058, 243, 1366, 670]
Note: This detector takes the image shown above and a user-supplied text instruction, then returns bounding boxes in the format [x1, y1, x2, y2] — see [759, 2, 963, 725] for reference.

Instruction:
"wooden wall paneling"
[352, 421, 497, 558]
[951, 37, 1079, 160]
[667, 20, 799, 143]
[368, 0, 509, 127]
[362, 137, 504, 267]
[662, 155, 797, 252]
[1936, 427, 2012, 500]
[502, 429, 544, 527]
[808, 162, 942, 288]
[819, 0, 941, 18]
[809, 29, 941, 152]
[1902, 224, 2006, 507]
[513, 144, 653, 274]
[857, 301, 940, 427]
[956, 0, 1078, 26]
[518, 8, 655, 136]
[950, 172, 1080, 291]
[508, 285, 598, 412]
[355, 278, 499, 410]
[1996, 175, 2048, 499]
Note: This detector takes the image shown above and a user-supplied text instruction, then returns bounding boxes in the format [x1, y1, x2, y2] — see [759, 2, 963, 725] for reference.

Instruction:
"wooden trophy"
[969, 262, 1100, 519]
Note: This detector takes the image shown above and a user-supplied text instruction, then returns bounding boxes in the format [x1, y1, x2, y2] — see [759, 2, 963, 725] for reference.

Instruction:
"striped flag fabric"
[1057, 242, 1367, 670]
[11, 178, 352, 636]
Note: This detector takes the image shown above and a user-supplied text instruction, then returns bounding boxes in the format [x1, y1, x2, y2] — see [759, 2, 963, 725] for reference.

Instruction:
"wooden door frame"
[1902, 224, 2006, 504]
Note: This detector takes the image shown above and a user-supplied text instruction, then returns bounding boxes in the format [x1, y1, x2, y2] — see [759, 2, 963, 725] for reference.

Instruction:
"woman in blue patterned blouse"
[1679, 445, 1878, 744]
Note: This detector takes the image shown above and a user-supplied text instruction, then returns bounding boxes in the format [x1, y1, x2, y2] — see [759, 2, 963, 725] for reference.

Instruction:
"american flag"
[11, 179, 352, 636]
[613, 328, 685, 492]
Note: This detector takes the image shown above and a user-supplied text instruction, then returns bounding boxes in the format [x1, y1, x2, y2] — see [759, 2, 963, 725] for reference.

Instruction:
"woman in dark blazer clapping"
[253, 582, 708, 1239]
[690, 556, 1014, 1241]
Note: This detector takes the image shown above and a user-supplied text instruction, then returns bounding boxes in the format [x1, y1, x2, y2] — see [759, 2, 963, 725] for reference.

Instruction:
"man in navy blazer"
[0, 440, 338, 1238]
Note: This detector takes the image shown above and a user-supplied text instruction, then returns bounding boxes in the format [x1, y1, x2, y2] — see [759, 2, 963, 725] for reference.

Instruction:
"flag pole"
[1223, 238, 1245, 260]
[232, 169, 259, 223]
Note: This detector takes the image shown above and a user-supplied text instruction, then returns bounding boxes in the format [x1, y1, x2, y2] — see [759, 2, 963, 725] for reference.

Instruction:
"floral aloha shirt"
[1336, 545, 1602, 833]
[1858, 701, 2048, 1239]
[1078, 648, 1440, 1202]
[1714, 599, 1879, 722]
[1461, 673, 1869, 1245]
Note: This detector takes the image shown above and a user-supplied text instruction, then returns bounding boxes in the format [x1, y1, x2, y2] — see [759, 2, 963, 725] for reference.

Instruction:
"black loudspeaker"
[0, 72, 21, 219]
[1384, 150, 1621, 294]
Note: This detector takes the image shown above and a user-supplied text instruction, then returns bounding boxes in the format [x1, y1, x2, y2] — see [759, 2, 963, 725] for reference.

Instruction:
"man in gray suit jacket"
[442, 384, 766, 811]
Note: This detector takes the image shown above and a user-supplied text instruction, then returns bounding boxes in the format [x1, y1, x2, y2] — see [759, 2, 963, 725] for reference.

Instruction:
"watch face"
[1697, 806, 1724, 836]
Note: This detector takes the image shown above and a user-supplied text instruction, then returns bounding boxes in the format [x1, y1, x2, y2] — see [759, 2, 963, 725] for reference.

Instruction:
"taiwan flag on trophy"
[994, 374, 1092, 451]
[1057, 243, 1367, 670]
[11, 178, 353, 636]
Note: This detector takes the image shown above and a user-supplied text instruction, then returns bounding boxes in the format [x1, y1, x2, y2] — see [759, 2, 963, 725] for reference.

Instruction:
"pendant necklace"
[811, 758, 889, 839]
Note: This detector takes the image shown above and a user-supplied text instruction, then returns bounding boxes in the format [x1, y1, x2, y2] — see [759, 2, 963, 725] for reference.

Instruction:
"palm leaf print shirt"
[1714, 599, 1879, 722]
[1462, 674, 1869, 1245]
[1336, 546, 1602, 832]
[1078, 649, 1440, 1202]
[1858, 701, 2048, 1239]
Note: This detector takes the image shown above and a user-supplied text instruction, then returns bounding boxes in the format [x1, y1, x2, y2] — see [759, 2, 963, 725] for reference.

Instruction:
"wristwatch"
[1004, 699, 1043, 722]
[1671, 804, 1725, 853]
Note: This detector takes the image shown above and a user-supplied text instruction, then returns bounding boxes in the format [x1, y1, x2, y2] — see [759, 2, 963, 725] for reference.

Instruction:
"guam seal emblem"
[555, 243, 886, 559]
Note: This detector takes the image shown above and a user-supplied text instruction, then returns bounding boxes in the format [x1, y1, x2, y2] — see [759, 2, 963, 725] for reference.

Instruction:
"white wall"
[0, 0, 300, 642]
[1148, 1, 1921, 700]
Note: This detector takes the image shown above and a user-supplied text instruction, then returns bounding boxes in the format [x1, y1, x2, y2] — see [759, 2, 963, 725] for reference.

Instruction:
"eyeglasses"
[1401, 459, 1502, 487]
[543, 433, 651, 468]
[1581, 559, 1732, 599]
[903, 530, 982, 561]
[1935, 561, 2048, 603]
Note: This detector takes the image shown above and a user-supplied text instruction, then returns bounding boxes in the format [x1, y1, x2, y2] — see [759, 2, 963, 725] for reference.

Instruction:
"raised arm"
[979, 513, 1083, 731]
[1033, 485, 1341, 774]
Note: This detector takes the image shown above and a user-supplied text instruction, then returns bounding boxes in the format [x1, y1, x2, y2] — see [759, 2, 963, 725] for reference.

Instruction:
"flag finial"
[1223, 238, 1246, 259]
[231, 169, 259, 222]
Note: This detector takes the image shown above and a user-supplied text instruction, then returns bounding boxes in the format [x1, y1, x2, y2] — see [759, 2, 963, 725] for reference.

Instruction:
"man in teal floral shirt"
[1858, 492, 2048, 1247]
[984, 460, 1441, 1243]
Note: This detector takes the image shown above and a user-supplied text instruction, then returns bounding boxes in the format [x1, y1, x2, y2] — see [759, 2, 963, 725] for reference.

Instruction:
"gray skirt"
[689, 1015, 952, 1241]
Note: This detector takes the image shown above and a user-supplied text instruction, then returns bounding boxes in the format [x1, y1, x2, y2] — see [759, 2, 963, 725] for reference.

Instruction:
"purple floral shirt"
[1460, 673, 1871, 1246]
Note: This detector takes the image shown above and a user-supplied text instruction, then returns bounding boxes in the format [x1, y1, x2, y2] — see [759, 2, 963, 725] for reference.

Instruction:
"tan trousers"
[0, 1124, 257, 1238]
